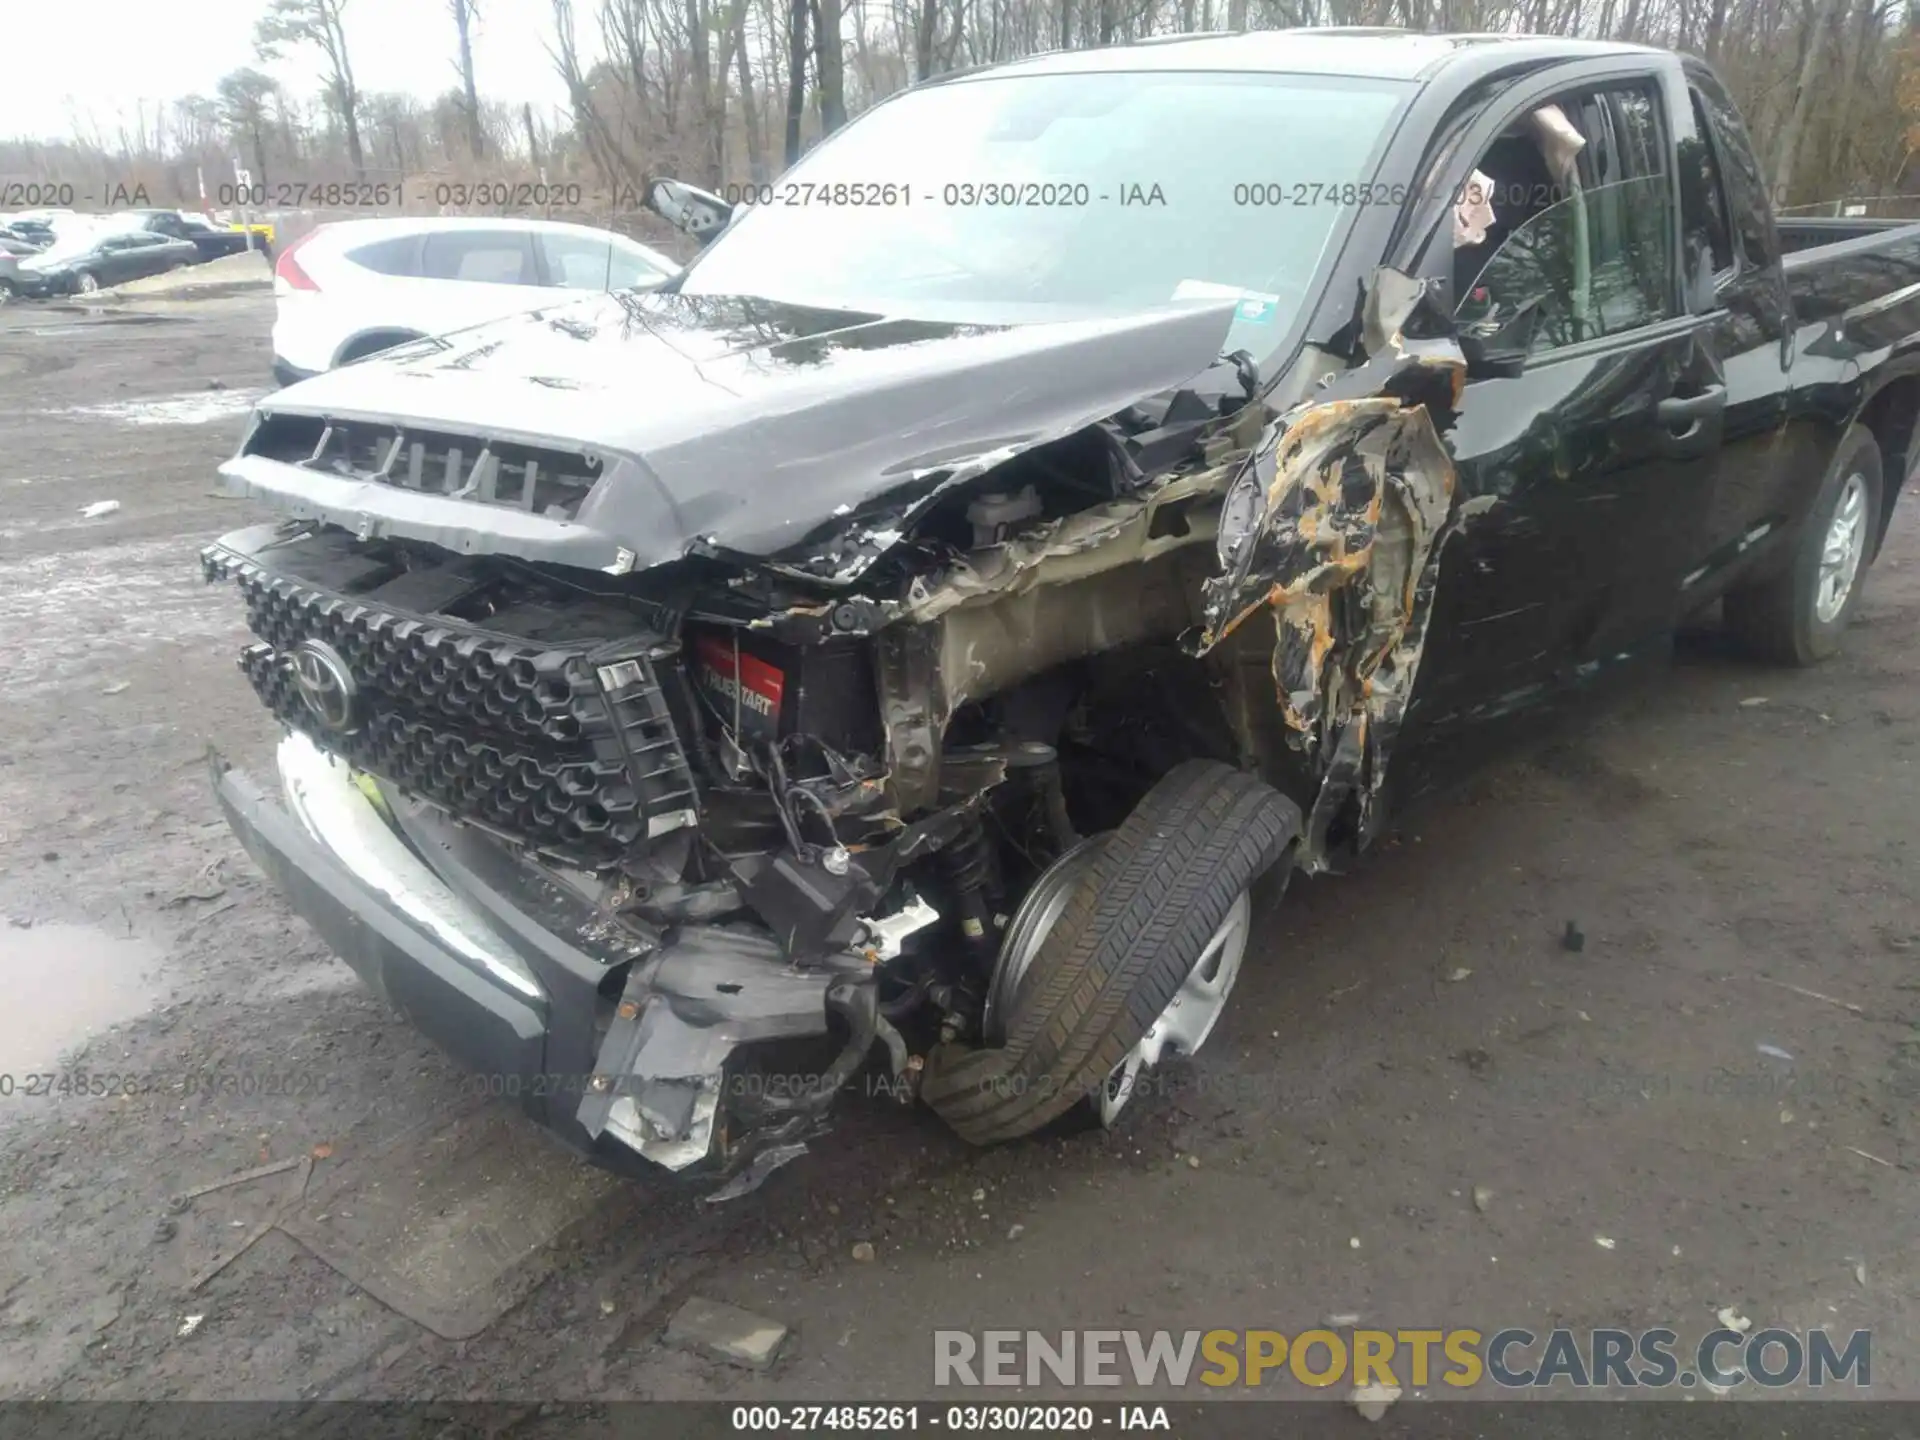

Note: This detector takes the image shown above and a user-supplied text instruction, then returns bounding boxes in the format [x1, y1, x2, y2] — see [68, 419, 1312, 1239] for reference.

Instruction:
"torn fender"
[1192, 331, 1467, 863]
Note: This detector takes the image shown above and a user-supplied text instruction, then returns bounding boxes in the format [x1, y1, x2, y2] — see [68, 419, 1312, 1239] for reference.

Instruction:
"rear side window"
[420, 230, 536, 285]
[348, 234, 424, 276]
[539, 232, 667, 291]
[1688, 69, 1777, 271]
[1455, 82, 1677, 354]
[1680, 90, 1736, 279]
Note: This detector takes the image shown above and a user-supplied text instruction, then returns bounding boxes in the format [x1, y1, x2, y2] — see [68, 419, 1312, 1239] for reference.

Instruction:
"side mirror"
[1456, 299, 1540, 380]
[644, 178, 733, 247]
[1459, 336, 1527, 380]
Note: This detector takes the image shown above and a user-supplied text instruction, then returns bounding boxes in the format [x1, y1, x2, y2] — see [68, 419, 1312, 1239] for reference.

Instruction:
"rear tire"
[921, 760, 1297, 1146]
[336, 331, 423, 366]
[1725, 425, 1883, 666]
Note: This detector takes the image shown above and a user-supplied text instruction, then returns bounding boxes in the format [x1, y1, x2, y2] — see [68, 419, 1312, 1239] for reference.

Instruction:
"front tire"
[922, 760, 1297, 1146]
[73, 271, 99, 295]
[1725, 425, 1883, 665]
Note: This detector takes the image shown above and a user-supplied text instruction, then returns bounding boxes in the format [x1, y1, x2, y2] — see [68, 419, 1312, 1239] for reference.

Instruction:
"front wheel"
[73, 271, 99, 295]
[921, 760, 1297, 1146]
[1725, 425, 1883, 665]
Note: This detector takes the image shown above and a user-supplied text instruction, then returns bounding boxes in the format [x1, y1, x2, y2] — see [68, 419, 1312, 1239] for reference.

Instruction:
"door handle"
[1656, 384, 1727, 428]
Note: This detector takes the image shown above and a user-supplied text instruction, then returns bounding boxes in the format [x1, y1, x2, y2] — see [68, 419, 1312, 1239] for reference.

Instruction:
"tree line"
[3, 0, 1917, 220]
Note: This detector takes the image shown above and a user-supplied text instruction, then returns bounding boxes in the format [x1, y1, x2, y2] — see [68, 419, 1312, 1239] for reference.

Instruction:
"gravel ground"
[2, 294, 1917, 1405]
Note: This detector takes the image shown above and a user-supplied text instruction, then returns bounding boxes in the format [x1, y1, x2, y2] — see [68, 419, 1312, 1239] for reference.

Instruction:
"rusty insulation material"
[1192, 277, 1468, 867]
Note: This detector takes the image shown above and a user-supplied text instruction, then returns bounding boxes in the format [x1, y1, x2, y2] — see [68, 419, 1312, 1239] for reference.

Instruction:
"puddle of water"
[0, 924, 163, 1077]
[57, 389, 264, 426]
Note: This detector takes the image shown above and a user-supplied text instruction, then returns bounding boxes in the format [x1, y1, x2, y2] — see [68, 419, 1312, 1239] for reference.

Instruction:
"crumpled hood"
[234, 291, 1238, 573]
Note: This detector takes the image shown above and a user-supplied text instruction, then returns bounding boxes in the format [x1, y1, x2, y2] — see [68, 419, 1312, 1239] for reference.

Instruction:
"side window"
[539, 233, 669, 291]
[1454, 83, 1677, 354]
[1680, 89, 1736, 280]
[348, 235, 425, 277]
[1688, 69, 1777, 271]
[606, 244, 669, 290]
[539, 233, 609, 289]
[536, 233, 654, 290]
[420, 230, 536, 285]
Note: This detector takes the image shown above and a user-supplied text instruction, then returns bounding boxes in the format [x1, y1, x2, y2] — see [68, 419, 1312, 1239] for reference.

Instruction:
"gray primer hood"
[219, 292, 1238, 574]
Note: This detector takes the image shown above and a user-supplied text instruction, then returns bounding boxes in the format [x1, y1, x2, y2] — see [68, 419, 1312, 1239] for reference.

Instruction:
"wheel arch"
[1855, 372, 1920, 554]
[332, 328, 427, 368]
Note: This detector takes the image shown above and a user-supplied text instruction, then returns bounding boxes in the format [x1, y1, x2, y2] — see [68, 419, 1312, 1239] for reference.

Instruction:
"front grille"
[205, 547, 697, 864]
[245, 413, 602, 519]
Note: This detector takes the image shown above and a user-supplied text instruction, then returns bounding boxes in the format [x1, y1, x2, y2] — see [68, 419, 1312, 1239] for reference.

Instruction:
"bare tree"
[688, 0, 722, 182]
[728, 0, 768, 177]
[548, 0, 638, 187]
[1771, 0, 1843, 200]
[816, 0, 849, 133]
[451, 0, 487, 159]
[786, 0, 809, 164]
[255, 0, 366, 176]
[216, 68, 281, 186]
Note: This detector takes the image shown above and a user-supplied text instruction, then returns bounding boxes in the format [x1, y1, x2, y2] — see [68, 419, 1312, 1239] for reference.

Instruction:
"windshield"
[28, 232, 102, 264]
[680, 69, 1409, 361]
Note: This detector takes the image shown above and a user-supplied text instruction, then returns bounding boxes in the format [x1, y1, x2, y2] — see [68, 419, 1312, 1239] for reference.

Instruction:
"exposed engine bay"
[205, 273, 1470, 1193]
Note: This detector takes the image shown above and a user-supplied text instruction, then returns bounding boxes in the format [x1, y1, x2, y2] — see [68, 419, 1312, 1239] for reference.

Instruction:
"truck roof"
[944, 29, 1659, 83]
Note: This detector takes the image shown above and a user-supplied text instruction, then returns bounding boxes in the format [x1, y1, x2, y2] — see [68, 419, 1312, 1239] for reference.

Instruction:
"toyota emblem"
[290, 639, 360, 733]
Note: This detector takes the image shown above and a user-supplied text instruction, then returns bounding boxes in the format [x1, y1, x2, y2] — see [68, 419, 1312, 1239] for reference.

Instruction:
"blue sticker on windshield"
[1235, 298, 1278, 324]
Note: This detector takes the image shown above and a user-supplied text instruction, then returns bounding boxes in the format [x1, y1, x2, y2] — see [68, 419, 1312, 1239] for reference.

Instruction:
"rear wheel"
[1725, 425, 1883, 665]
[921, 760, 1296, 1146]
[336, 331, 423, 365]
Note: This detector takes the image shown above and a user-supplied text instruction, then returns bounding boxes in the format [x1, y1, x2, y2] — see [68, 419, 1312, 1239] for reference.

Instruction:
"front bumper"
[215, 732, 855, 1181]
[11, 273, 68, 298]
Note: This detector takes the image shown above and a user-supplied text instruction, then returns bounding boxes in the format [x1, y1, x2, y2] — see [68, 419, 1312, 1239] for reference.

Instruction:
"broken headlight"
[1215, 461, 1266, 569]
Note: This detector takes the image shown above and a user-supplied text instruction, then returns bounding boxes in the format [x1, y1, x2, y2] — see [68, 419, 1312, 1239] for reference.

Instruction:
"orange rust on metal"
[1214, 392, 1461, 748]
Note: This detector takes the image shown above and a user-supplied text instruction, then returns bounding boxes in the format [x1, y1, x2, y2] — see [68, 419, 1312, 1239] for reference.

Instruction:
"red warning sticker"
[694, 634, 785, 728]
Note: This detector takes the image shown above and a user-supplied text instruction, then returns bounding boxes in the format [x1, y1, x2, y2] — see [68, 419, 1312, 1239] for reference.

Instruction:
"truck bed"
[1775, 216, 1920, 330]
[1778, 215, 1920, 260]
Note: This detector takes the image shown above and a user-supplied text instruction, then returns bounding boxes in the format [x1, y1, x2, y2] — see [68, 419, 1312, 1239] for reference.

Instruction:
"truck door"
[1671, 62, 1798, 604]
[1391, 65, 1726, 793]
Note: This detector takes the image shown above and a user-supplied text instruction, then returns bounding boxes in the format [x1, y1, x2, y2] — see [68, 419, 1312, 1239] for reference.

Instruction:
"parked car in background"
[12, 231, 200, 296]
[227, 217, 276, 249]
[0, 219, 55, 247]
[0, 226, 48, 252]
[268, 216, 678, 385]
[109, 209, 260, 263]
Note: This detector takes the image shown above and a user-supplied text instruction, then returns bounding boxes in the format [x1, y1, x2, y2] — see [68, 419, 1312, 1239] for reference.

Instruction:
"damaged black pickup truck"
[204, 31, 1920, 1194]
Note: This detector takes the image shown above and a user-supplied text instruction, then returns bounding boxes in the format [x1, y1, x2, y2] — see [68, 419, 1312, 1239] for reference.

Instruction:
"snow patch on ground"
[0, 538, 250, 692]
[57, 389, 264, 426]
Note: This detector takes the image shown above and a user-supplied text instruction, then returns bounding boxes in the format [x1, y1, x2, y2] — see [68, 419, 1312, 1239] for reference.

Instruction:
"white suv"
[269, 216, 678, 385]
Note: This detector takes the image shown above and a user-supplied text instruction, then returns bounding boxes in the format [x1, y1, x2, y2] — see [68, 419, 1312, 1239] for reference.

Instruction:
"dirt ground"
[2, 293, 1917, 1407]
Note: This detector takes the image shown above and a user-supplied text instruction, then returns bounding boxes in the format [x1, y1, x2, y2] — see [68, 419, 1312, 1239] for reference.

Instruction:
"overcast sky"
[1, 0, 573, 143]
